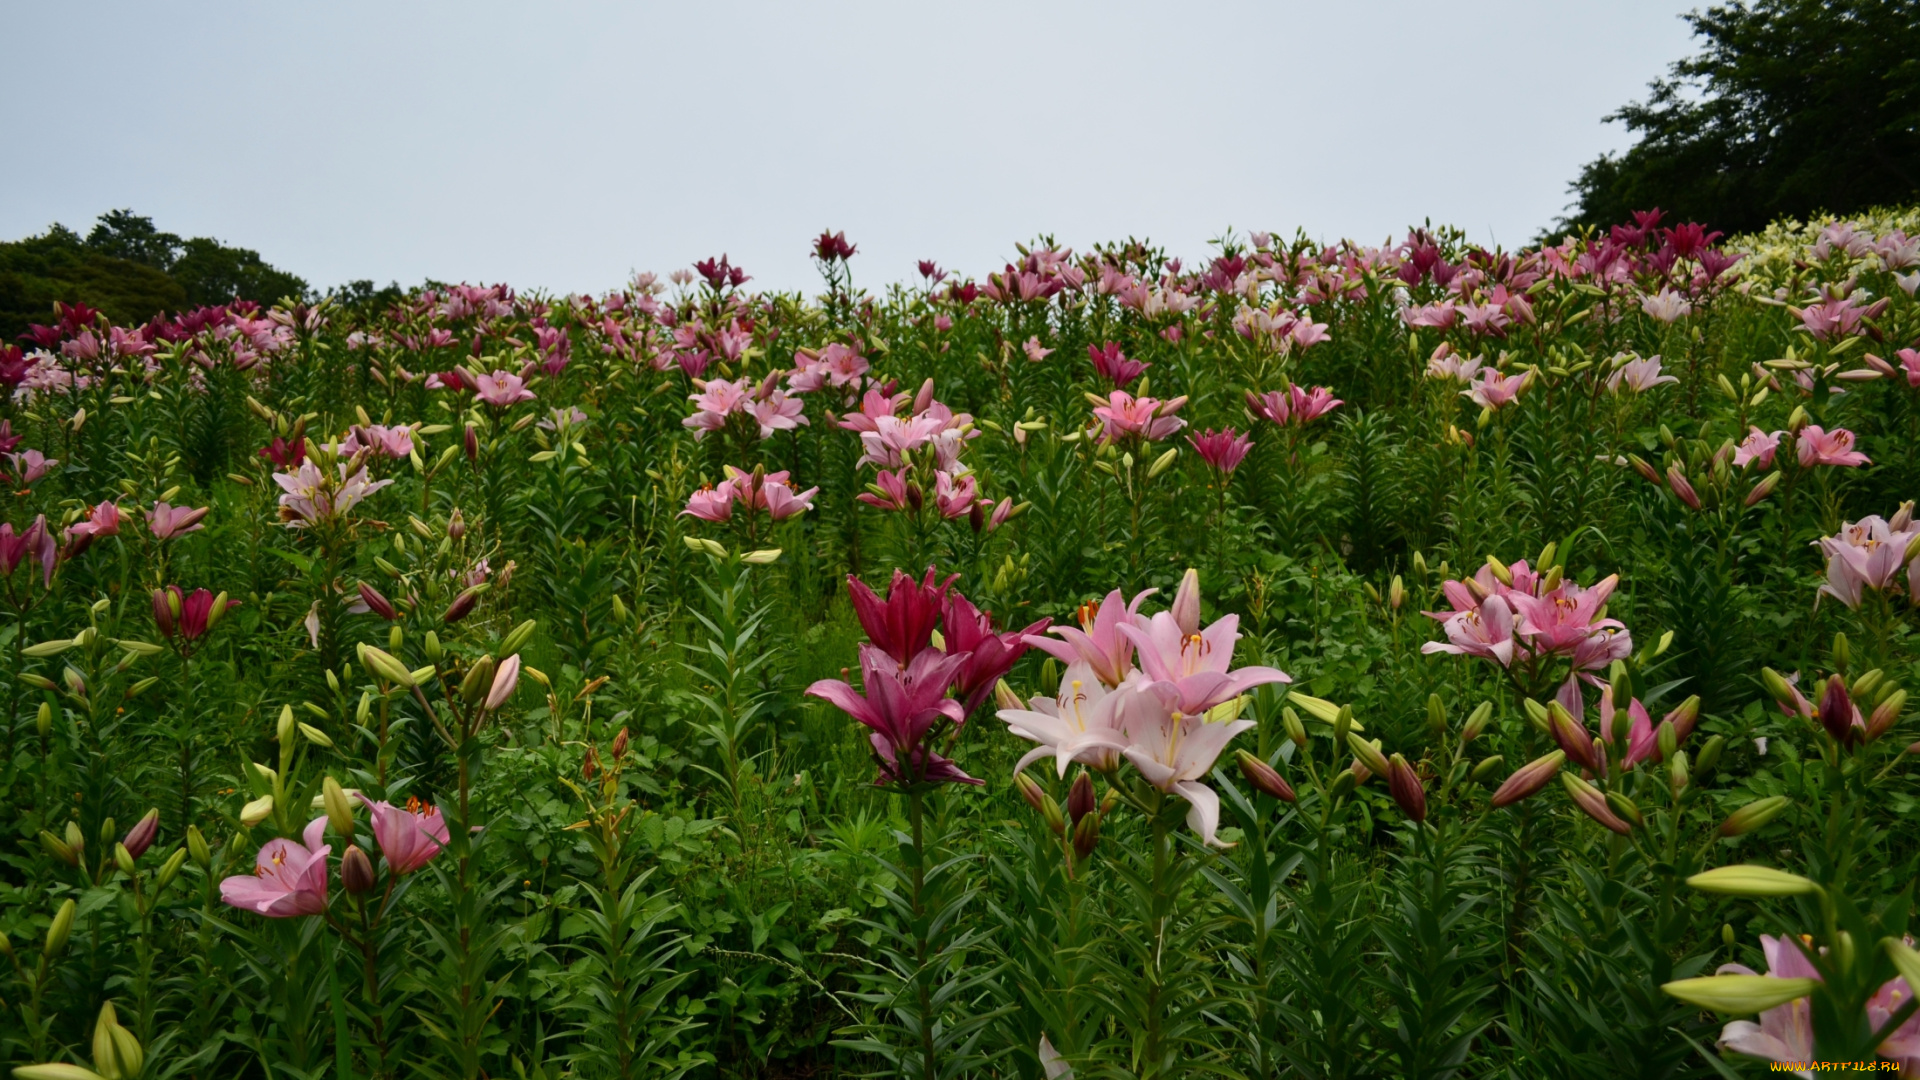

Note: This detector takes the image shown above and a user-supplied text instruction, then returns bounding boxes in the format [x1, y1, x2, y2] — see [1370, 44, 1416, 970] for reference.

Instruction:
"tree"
[1559, 0, 1920, 235]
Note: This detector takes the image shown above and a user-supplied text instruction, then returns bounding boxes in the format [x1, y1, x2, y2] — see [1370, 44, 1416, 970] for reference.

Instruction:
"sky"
[0, 1, 1702, 296]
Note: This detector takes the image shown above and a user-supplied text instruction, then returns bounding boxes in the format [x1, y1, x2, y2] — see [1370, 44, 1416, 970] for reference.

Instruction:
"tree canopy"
[1560, 0, 1920, 235]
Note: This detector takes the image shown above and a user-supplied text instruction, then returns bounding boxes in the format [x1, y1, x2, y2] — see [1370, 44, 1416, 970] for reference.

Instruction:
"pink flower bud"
[484, 654, 522, 711]
[1236, 750, 1296, 802]
[1490, 750, 1566, 807]
[121, 809, 160, 860]
[1387, 754, 1427, 823]
[358, 582, 398, 621]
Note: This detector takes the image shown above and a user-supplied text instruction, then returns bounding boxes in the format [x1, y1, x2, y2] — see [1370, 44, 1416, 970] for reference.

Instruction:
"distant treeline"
[1, 210, 349, 343]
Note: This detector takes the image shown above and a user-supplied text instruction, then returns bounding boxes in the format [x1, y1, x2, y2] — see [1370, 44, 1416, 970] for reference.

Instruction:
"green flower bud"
[1470, 755, 1506, 783]
[1718, 795, 1791, 837]
[1461, 701, 1492, 742]
[1695, 734, 1726, 777]
[1687, 864, 1819, 897]
[45, 898, 76, 957]
[1282, 707, 1307, 748]
[154, 847, 187, 893]
[1426, 693, 1446, 737]
[499, 619, 538, 659]
[186, 826, 210, 869]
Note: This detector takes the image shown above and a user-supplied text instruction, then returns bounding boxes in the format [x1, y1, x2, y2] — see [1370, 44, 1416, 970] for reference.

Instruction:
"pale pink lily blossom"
[1639, 288, 1692, 323]
[8, 448, 57, 485]
[1091, 390, 1187, 443]
[148, 500, 209, 540]
[273, 461, 393, 528]
[1734, 427, 1783, 468]
[219, 816, 330, 917]
[1796, 425, 1869, 468]
[999, 661, 1131, 777]
[1118, 610, 1291, 715]
[1025, 587, 1156, 688]
[1115, 682, 1256, 847]
[1606, 354, 1679, 393]
[1813, 514, 1920, 609]
[1463, 369, 1528, 410]
[473, 369, 536, 407]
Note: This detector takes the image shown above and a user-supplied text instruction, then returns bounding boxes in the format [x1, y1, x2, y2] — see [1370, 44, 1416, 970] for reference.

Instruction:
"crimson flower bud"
[1666, 466, 1701, 510]
[1066, 772, 1095, 824]
[611, 726, 631, 758]
[122, 809, 160, 860]
[152, 588, 176, 638]
[1236, 750, 1296, 802]
[463, 424, 478, 461]
[1547, 701, 1600, 773]
[341, 845, 375, 896]
[358, 582, 398, 621]
[1562, 773, 1631, 834]
[442, 588, 480, 624]
[448, 508, 467, 539]
[1387, 754, 1427, 823]
[582, 746, 600, 780]
[1819, 676, 1859, 747]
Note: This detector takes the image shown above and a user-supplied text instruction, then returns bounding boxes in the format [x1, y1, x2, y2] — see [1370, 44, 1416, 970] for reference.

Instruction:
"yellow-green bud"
[1461, 701, 1493, 742]
[499, 619, 537, 658]
[1470, 755, 1506, 783]
[113, 843, 136, 877]
[45, 898, 76, 957]
[1718, 795, 1790, 837]
[186, 825, 210, 869]
[1426, 694, 1446, 737]
[322, 776, 355, 839]
[1282, 706, 1307, 748]
[424, 630, 442, 662]
[1686, 864, 1819, 897]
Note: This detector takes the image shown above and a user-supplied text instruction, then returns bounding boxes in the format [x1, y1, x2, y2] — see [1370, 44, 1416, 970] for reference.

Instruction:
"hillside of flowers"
[3, 208, 1920, 1079]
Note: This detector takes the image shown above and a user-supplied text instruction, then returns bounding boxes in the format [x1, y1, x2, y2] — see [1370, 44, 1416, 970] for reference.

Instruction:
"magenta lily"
[847, 568, 955, 667]
[942, 592, 1047, 718]
[1796, 425, 1869, 467]
[807, 643, 975, 786]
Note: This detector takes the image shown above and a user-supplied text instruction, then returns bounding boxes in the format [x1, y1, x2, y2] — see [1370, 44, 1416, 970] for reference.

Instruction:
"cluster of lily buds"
[1422, 545, 1630, 674]
[1763, 660, 1908, 749]
[151, 585, 236, 646]
[1014, 769, 1113, 872]
[13, 1000, 146, 1080]
[807, 567, 1046, 789]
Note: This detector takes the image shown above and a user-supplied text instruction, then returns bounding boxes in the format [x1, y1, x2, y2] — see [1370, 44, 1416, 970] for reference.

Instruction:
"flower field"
[4, 209, 1920, 1078]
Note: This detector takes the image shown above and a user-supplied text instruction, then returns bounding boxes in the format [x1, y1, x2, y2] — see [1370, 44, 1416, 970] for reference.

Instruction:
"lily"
[219, 817, 331, 917]
[1026, 586, 1155, 688]
[999, 661, 1132, 777]
[355, 793, 449, 875]
[1118, 609, 1290, 715]
[1116, 684, 1255, 846]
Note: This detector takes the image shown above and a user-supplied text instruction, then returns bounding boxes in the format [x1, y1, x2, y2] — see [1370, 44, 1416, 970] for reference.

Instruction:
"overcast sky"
[1, 1, 1701, 295]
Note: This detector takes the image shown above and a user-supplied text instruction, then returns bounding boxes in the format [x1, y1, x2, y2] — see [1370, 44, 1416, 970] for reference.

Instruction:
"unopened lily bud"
[1819, 676, 1858, 747]
[1786, 404, 1809, 432]
[913, 377, 936, 414]
[1760, 667, 1796, 709]
[499, 619, 537, 658]
[1013, 772, 1046, 814]
[1171, 568, 1201, 636]
[1461, 701, 1492, 742]
[1426, 693, 1446, 737]
[114, 842, 136, 876]
[1746, 470, 1782, 506]
[1332, 705, 1352, 748]
[1348, 733, 1390, 776]
[1282, 706, 1307, 747]
[1328, 768, 1357, 801]
[1687, 864, 1819, 897]
[1605, 790, 1645, 828]
[1670, 749, 1690, 794]
[1388, 575, 1406, 610]
[1066, 772, 1096, 823]
[1237, 750, 1296, 802]
[362, 645, 414, 688]
[206, 591, 232, 631]
[610, 594, 629, 623]
[1695, 734, 1725, 777]
[46, 898, 76, 957]
[36, 701, 52, 737]
[66, 820, 86, 858]
[1666, 466, 1701, 510]
[322, 776, 355, 839]
[1071, 809, 1099, 858]
[1723, 922, 1737, 948]
[342, 844, 375, 896]
[388, 624, 403, 652]
[1869, 689, 1907, 741]
[1490, 750, 1566, 807]
[1627, 453, 1662, 485]
[240, 795, 275, 826]
[1041, 790, 1065, 836]
[485, 654, 522, 710]
[39, 829, 77, 865]
[1523, 697, 1550, 733]
[123, 809, 160, 860]
[276, 704, 295, 747]
[187, 825, 210, 869]
[1719, 795, 1791, 836]
[1656, 720, 1678, 762]
[424, 630, 443, 662]
[1853, 668, 1885, 700]
[993, 680, 1025, 712]
[460, 655, 496, 705]
[1834, 631, 1851, 671]
[582, 745, 599, 780]
[1547, 700, 1600, 773]
[742, 548, 783, 565]
[1485, 555, 1513, 586]
[1100, 788, 1119, 818]
[298, 723, 332, 748]
[1471, 755, 1506, 783]
[1387, 754, 1427, 823]
[1412, 550, 1428, 578]
[358, 582, 399, 621]
[1562, 773, 1632, 834]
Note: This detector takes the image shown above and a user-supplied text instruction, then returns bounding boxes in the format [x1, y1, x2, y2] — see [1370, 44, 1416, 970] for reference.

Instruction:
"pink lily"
[1090, 390, 1186, 443]
[1714, 935, 1819, 1075]
[148, 500, 209, 540]
[1606, 354, 1679, 393]
[1815, 514, 1920, 609]
[999, 661, 1132, 776]
[806, 643, 976, 787]
[1118, 609, 1290, 715]
[1026, 586, 1156, 688]
[1796, 425, 1869, 467]
[63, 500, 122, 556]
[1421, 597, 1517, 667]
[8, 448, 57, 485]
[1116, 682, 1256, 846]
[1734, 427, 1782, 468]
[355, 793, 449, 875]
[0, 516, 56, 587]
[1463, 369, 1527, 410]
[942, 593, 1046, 719]
[219, 817, 331, 917]
[473, 369, 536, 407]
